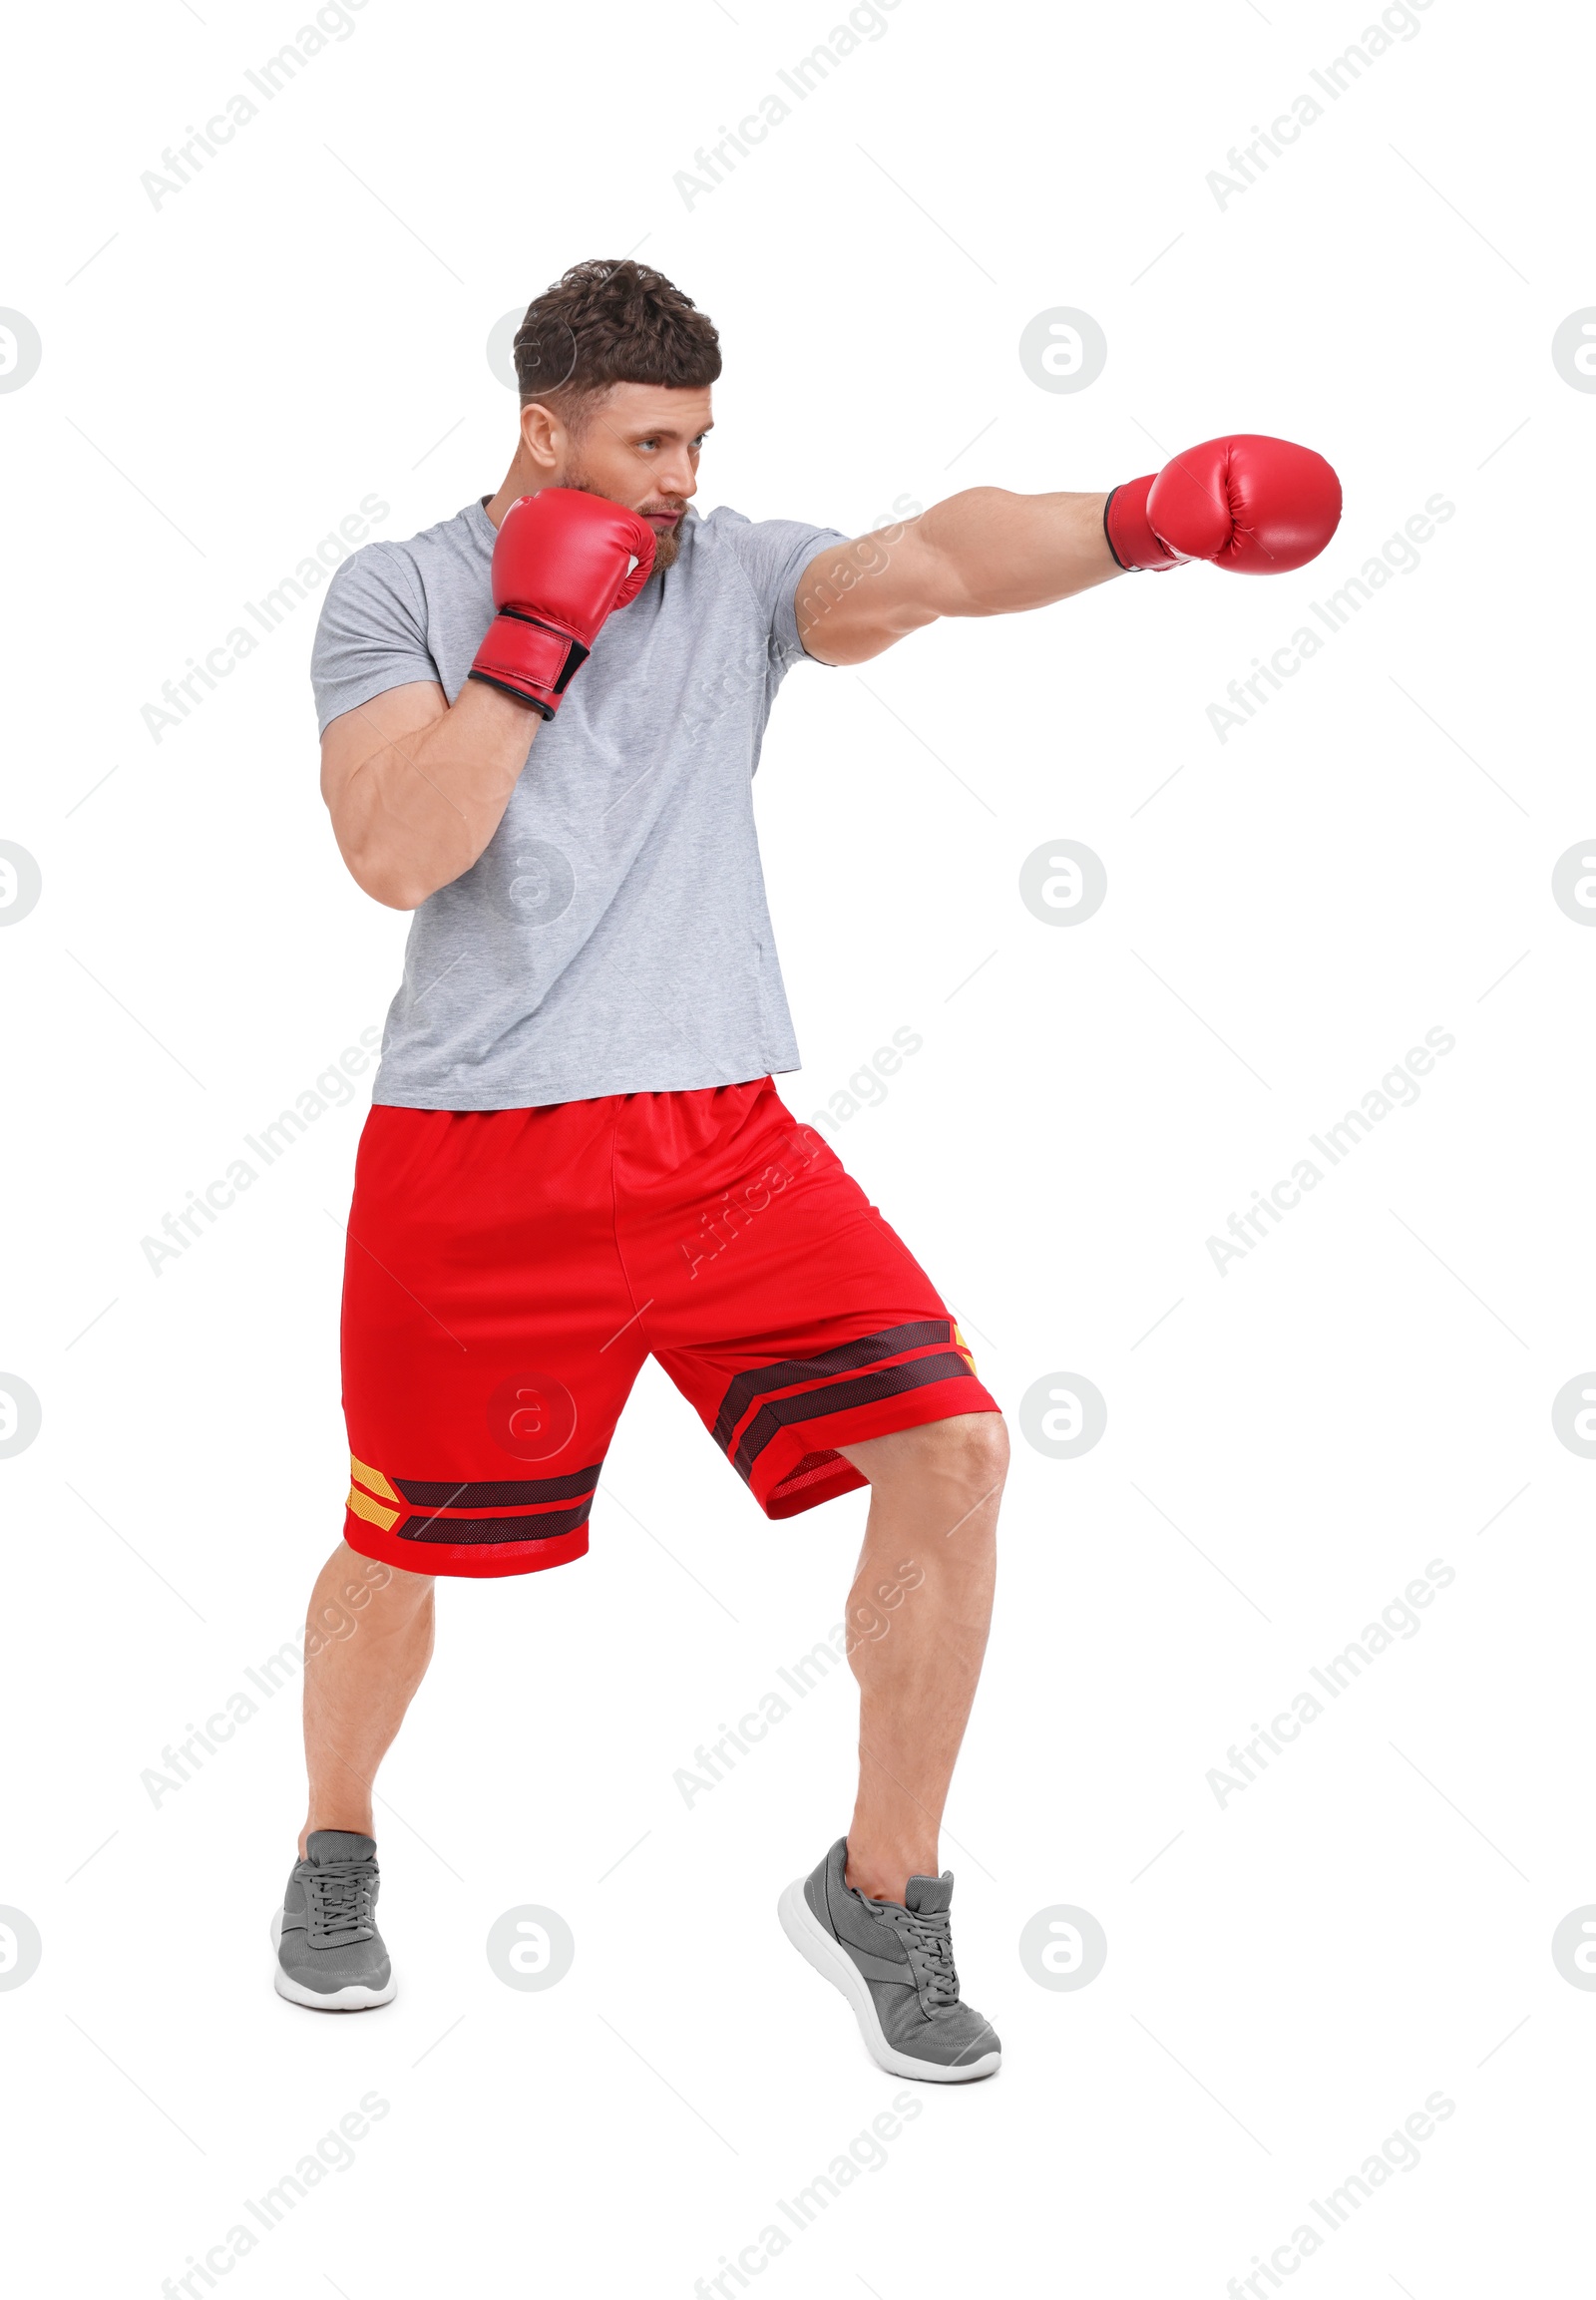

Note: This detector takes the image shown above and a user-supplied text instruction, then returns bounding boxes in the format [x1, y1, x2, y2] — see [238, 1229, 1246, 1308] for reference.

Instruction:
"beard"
[561, 461, 682, 575]
[648, 518, 683, 574]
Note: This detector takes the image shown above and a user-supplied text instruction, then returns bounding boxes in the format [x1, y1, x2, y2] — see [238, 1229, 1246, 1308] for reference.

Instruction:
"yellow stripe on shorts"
[346, 1484, 400, 1533]
[349, 1453, 401, 1504]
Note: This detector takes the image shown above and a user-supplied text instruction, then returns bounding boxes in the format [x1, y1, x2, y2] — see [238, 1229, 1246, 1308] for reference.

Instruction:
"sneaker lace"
[306, 1859, 376, 1945]
[886, 1904, 960, 2011]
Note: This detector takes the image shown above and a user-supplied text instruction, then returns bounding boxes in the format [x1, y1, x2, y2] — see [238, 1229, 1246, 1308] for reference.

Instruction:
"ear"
[519, 400, 562, 472]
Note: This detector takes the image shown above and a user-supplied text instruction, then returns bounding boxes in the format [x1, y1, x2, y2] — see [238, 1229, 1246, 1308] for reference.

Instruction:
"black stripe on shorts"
[393, 1464, 602, 1509]
[730, 1349, 975, 1483]
[711, 1321, 955, 1455]
[395, 1497, 595, 1547]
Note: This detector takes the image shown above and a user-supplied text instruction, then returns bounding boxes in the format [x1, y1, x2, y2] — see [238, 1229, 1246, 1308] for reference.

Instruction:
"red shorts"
[339, 1077, 998, 1578]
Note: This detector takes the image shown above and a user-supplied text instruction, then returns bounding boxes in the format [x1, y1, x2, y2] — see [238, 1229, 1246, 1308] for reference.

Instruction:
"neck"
[485, 453, 555, 530]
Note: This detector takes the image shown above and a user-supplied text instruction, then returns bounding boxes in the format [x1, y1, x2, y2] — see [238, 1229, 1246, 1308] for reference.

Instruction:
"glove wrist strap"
[468, 609, 589, 715]
[1104, 475, 1180, 574]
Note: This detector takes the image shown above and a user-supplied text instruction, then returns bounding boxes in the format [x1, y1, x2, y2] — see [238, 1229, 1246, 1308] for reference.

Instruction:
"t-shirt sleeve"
[702, 508, 851, 678]
[309, 543, 442, 734]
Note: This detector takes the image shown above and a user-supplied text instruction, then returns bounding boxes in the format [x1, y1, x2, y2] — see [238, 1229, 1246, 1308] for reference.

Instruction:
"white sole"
[270, 1906, 396, 2011]
[777, 1877, 1000, 2083]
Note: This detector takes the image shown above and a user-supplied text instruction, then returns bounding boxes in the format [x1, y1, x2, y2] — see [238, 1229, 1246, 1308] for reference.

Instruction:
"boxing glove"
[1104, 436, 1341, 575]
[470, 488, 657, 716]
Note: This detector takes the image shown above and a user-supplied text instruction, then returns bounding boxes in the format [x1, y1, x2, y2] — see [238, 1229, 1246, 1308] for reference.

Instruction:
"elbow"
[340, 843, 433, 912]
[328, 772, 443, 911]
[371, 884, 428, 914]
[361, 867, 431, 913]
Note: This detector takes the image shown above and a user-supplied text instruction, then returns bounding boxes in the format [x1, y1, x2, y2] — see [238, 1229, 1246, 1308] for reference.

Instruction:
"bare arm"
[796, 487, 1121, 667]
[319, 679, 541, 910]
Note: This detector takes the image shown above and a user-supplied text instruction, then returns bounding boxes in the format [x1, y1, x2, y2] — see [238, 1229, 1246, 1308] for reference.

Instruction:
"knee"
[910, 1417, 1005, 1594]
[843, 1410, 1008, 1521]
[322, 1545, 433, 1630]
[368, 1558, 435, 1616]
[918, 1411, 1009, 1508]
[892, 1407, 1006, 1517]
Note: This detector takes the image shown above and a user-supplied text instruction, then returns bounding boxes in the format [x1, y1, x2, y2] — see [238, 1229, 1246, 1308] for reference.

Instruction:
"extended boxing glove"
[1104, 435, 1341, 575]
[469, 488, 657, 716]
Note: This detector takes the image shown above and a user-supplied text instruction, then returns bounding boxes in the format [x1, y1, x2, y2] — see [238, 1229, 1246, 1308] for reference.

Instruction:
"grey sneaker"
[778, 1837, 1000, 2082]
[271, 1829, 395, 2011]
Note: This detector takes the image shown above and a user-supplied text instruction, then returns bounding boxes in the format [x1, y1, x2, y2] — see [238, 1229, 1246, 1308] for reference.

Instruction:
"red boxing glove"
[470, 488, 657, 716]
[1104, 435, 1341, 575]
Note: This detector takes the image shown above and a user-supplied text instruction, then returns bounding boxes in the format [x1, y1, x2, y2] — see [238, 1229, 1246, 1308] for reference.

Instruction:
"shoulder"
[320, 506, 484, 624]
[684, 505, 849, 590]
[683, 503, 752, 555]
[316, 538, 423, 644]
[342, 505, 485, 588]
[690, 504, 828, 548]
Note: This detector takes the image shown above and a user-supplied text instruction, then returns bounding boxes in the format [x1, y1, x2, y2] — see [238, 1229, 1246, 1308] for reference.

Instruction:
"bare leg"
[833, 1412, 1006, 1903]
[297, 1542, 435, 1855]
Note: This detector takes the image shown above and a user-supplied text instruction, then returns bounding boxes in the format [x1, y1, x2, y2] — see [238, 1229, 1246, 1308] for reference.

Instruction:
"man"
[274, 258, 1340, 2080]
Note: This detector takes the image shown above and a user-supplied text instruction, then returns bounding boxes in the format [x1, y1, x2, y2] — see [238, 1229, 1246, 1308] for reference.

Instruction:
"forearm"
[332, 682, 539, 911]
[917, 485, 1120, 615]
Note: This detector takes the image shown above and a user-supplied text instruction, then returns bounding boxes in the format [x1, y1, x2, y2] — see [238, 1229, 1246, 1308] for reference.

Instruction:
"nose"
[652, 450, 696, 504]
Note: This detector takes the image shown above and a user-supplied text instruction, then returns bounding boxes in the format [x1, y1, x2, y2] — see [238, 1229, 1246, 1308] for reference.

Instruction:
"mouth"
[644, 510, 681, 528]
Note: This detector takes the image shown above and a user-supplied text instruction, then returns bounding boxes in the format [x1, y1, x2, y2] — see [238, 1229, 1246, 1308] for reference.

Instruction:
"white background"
[2, 0, 1592, 2290]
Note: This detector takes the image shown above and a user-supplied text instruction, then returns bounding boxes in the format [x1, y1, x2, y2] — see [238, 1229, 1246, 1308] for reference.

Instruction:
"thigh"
[627, 1083, 1000, 1520]
[340, 1102, 646, 1579]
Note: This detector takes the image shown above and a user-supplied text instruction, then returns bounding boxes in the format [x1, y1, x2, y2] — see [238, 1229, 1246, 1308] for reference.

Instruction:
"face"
[538, 382, 713, 573]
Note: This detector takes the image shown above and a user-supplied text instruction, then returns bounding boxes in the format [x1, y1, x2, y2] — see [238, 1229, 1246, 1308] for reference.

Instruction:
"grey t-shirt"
[310, 498, 846, 1109]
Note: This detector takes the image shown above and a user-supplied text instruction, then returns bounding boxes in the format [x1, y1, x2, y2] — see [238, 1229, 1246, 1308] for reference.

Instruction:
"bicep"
[319, 681, 448, 812]
[793, 524, 957, 667]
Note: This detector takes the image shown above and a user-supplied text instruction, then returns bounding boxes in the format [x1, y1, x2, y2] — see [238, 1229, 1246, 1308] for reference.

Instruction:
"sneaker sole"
[270, 1907, 396, 2012]
[777, 1878, 1000, 2084]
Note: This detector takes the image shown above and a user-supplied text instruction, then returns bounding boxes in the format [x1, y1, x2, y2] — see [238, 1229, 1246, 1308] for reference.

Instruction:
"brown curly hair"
[513, 259, 721, 431]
